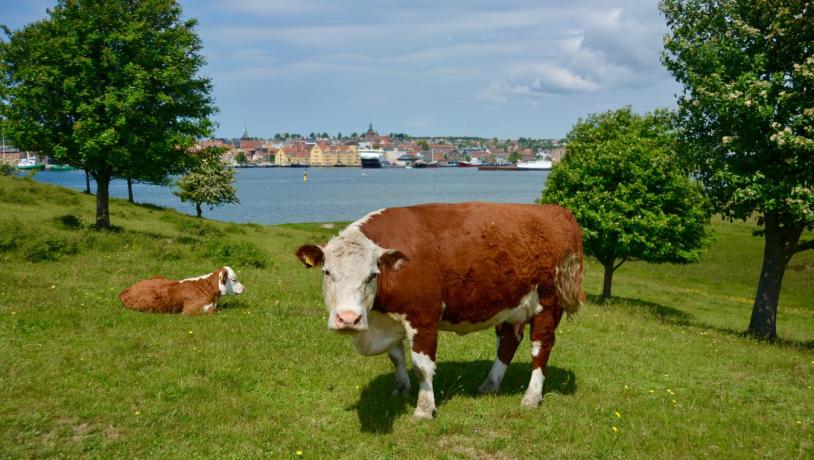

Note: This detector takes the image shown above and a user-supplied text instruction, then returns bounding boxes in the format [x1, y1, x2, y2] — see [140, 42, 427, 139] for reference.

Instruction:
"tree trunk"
[195, 202, 202, 218]
[747, 213, 802, 339]
[84, 170, 91, 194]
[95, 174, 111, 228]
[601, 261, 614, 303]
[127, 178, 134, 203]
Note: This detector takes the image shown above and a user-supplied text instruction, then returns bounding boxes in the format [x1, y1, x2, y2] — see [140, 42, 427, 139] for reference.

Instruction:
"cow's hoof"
[413, 407, 436, 419]
[520, 393, 542, 408]
[392, 382, 411, 396]
[478, 381, 499, 395]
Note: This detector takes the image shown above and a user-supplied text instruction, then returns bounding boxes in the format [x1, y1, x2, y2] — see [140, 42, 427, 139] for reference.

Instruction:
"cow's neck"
[204, 271, 223, 303]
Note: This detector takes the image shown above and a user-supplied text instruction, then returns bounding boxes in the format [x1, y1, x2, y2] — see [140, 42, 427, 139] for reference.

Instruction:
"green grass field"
[1, 175, 812, 458]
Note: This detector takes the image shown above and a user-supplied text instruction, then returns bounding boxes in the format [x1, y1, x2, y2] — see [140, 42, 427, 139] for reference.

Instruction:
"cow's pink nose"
[335, 311, 362, 328]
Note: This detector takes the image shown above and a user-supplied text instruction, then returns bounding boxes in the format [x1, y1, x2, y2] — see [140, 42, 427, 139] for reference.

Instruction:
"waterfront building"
[310, 142, 360, 166]
[275, 143, 311, 166]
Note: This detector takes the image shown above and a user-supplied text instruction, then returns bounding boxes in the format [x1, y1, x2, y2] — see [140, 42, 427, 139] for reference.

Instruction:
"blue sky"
[1, 0, 681, 139]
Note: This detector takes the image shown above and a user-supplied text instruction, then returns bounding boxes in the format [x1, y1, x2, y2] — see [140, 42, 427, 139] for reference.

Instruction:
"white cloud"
[480, 4, 668, 103]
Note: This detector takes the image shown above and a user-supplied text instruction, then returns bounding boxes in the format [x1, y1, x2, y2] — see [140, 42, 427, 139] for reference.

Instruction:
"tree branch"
[613, 257, 627, 271]
[794, 240, 814, 254]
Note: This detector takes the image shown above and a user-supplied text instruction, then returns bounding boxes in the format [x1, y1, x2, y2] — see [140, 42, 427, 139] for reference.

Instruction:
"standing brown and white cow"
[296, 202, 584, 419]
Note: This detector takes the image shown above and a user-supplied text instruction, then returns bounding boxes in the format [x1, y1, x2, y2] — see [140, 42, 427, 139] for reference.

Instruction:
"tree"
[418, 140, 429, 151]
[540, 107, 711, 302]
[0, 161, 14, 176]
[662, 0, 814, 339]
[0, 0, 214, 228]
[235, 151, 248, 165]
[174, 148, 239, 218]
[508, 151, 521, 164]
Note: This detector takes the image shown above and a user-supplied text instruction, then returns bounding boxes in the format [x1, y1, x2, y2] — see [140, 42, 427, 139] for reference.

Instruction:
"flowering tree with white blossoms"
[661, 0, 813, 339]
[174, 148, 239, 218]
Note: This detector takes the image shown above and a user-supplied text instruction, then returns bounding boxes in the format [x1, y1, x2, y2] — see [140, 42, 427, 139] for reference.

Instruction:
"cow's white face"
[296, 229, 407, 333]
[219, 266, 245, 295]
[322, 244, 380, 332]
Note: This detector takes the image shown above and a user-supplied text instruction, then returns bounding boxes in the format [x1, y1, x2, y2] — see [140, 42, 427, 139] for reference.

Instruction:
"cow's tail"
[554, 251, 585, 316]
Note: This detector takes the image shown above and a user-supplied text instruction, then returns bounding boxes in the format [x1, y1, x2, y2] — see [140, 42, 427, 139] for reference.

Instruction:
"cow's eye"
[365, 273, 378, 283]
[323, 269, 331, 277]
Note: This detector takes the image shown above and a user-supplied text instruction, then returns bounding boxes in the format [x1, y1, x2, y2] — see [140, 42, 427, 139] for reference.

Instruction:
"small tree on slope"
[175, 148, 239, 218]
[661, 0, 814, 339]
[540, 107, 711, 302]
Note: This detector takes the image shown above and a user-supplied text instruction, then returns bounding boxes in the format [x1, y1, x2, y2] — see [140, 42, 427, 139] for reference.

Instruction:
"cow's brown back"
[361, 202, 583, 325]
[119, 278, 185, 313]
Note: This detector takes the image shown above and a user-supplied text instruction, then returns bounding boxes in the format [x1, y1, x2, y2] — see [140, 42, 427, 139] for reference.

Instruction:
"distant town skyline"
[1, 0, 681, 139]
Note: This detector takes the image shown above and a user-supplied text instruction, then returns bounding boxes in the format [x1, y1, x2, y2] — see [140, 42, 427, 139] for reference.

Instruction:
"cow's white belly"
[351, 311, 406, 356]
[439, 286, 541, 335]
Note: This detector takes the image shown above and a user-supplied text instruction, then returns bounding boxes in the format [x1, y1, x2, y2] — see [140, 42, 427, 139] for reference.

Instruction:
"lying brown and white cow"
[296, 202, 584, 418]
[119, 266, 245, 315]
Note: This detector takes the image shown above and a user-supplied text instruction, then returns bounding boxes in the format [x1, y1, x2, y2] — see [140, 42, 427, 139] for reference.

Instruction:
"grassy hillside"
[0, 175, 812, 458]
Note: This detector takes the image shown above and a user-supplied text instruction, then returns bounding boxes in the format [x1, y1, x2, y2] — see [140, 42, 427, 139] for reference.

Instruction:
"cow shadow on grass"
[353, 361, 576, 434]
[218, 297, 250, 310]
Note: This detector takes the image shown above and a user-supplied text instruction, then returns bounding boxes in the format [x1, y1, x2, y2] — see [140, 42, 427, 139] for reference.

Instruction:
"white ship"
[359, 148, 385, 168]
[516, 157, 553, 170]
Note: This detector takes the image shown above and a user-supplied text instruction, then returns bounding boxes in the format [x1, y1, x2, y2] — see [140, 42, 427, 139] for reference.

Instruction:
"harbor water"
[35, 167, 550, 224]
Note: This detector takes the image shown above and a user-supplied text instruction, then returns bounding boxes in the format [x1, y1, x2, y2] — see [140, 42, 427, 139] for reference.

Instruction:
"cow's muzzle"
[331, 310, 366, 332]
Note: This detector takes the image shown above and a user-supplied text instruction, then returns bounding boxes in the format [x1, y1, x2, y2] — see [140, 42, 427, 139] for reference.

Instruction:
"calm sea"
[35, 167, 550, 224]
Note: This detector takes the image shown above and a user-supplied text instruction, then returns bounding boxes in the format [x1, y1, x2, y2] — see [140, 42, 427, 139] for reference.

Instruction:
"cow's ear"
[379, 249, 408, 271]
[295, 244, 324, 268]
[219, 268, 227, 283]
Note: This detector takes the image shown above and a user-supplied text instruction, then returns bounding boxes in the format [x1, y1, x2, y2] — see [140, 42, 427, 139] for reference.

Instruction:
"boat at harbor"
[458, 158, 483, 167]
[360, 148, 385, 168]
[516, 158, 553, 170]
[16, 157, 44, 170]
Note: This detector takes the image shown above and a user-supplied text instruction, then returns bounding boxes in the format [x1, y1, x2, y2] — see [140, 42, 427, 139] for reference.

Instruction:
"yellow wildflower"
[296, 450, 303, 456]
[612, 426, 618, 432]
[614, 411, 621, 419]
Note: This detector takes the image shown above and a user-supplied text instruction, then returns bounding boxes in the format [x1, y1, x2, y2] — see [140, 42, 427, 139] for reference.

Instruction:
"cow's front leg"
[387, 342, 411, 396]
[479, 321, 524, 394]
[521, 299, 563, 408]
[409, 328, 438, 419]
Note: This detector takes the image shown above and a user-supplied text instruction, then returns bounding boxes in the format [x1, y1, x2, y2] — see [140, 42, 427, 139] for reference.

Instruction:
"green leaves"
[0, 0, 216, 225]
[174, 147, 239, 217]
[661, 0, 814, 231]
[540, 107, 712, 268]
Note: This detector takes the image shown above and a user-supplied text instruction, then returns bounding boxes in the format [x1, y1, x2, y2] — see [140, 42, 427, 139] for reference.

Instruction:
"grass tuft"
[18, 231, 80, 262]
[53, 214, 84, 230]
[203, 238, 269, 268]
